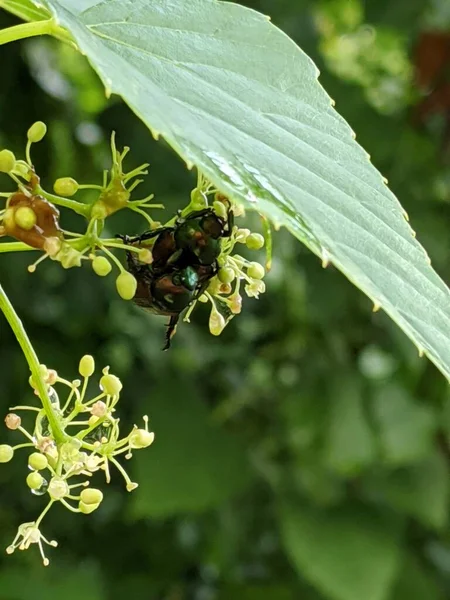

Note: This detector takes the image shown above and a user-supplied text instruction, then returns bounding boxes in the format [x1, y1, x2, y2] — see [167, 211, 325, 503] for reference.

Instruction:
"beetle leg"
[124, 227, 172, 245]
[163, 315, 179, 351]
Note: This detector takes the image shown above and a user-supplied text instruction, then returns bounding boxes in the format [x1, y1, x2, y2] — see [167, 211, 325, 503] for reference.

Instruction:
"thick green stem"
[0, 18, 75, 47]
[0, 284, 67, 444]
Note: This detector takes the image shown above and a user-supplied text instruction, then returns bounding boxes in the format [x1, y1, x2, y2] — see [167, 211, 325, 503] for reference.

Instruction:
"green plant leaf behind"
[0, 0, 49, 22]
[9, 0, 450, 378]
[130, 378, 252, 519]
[279, 502, 403, 600]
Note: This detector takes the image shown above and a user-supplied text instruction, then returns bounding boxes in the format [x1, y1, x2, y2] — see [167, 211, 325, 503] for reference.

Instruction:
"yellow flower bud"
[53, 177, 79, 197]
[79, 354, 95, 378]
[100, 371, 123, 396]
[92, 256, 112, 276]
[28, 452, 48, 471]
[27, 121, 47, 143]
[247, 262, 265, 280]
[116, 271, 137, 300]
[14, 206, 37, 231]
[0, 444, 14, 463]
[80, 488, 104, 505]
[26, 471, 44, 490]
[0, 149, 16, 173]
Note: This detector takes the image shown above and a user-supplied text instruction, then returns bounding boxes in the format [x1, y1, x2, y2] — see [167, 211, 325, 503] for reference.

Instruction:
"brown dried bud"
[5, 413, 21, 430]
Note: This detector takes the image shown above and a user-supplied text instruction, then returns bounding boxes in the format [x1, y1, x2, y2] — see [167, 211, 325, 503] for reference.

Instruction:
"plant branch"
[0, 18, 75, 48]
[0, 283, 67, 444]
[35, 186, 90, 218]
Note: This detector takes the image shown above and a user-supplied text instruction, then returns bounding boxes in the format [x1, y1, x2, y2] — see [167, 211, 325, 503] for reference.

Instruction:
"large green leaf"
[5, 0, 450, 378]
[279, 502, 403, 600]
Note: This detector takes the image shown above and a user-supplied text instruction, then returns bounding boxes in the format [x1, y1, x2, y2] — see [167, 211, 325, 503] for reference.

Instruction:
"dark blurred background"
[0, 0, 450, 598]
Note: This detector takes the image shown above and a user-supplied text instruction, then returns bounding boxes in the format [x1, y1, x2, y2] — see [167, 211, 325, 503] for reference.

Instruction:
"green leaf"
[389, 554, 444, 600]
[0, 0, 50, 22]
[130, 379, 252, 518]
[10, 0, 450, 379]
[0, 563, 104, 600]
[367, 452, 450, 529]
[279, 502, 403, 600]
[322, 377, 376, 475]
[371, 385, 436, 466]
[217, 584, 296, 600]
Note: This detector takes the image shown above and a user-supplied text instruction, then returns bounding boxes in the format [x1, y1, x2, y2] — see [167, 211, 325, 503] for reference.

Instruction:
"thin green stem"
[0, 18, 75, 48]
[0, 283, 67, 444]
[0, 241, 36, 253]
[35, 186, 90, 218]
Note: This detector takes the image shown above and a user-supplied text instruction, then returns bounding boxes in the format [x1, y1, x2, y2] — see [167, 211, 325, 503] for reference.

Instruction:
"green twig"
[0, 241, 37, 252]
[35, 186, 90, 218]
[0, 18, 75, 48]
[0, 283, 67, 444]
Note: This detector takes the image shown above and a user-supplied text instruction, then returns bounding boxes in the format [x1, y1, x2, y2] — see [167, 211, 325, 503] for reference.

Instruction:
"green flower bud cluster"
[1, 355, 154, 566]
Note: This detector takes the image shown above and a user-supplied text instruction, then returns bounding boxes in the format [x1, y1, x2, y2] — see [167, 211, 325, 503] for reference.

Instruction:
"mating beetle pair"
[119, 203, 234, 349]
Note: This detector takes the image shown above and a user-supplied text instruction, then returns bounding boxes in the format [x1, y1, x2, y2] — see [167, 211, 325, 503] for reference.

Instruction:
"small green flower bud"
[79, 500, 100, 514]
[116, 271, 137, 300]
[0, 149, 16, 173]
[218, 266, 236, 284]
[235, 228, 250, 243]
[27, 121, 47, 143]
[209, 307, 226, 336]
[138, 248, 153, 264]
[130, 429, 155, 449]
[80, 488, 104, 505]
[247, 262, 265, 280]
[48, 477, 69, 500]
[92, 255, 112, 277]
[198, 294, 209, 303]
[0, 444, 14, 463]
[213, 200, 228, 220]
[53, 177, 79, 197]
[5, 413, 21, 430]
[246, 233, 265, 250]
[29, 364, 49, 390]
[88, 415, 99, 427]
[207, 276, 221, 296]
[27, 471, 44, 490]
[126, 482, 139, 492]
[28, 452, 48, 471]
[100, 372, 123, 397]
[14, 206, 37, 231]
[79, 354, 95, 378]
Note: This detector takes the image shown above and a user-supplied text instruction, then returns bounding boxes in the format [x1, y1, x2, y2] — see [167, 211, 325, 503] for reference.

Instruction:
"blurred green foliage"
[0, 0, 449, 599]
